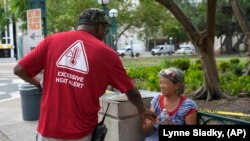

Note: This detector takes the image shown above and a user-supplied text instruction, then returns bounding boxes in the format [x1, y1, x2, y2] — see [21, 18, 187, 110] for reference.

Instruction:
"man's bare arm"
[13, 64, 40, 87]
[126, 87, 157, 119]
[126, 87, 146, 113]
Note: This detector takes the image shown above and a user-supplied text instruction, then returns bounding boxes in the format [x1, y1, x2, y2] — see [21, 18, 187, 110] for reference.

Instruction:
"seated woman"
[143, 67, 198, 141]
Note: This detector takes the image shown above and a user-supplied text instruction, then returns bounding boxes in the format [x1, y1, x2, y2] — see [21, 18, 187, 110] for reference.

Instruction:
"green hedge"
[126, 58, 250, 96]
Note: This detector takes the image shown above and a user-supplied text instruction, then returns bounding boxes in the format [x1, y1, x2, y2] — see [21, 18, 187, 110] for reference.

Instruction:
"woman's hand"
[140, 109, 157, 121]
[160, 117, 174, 125]
[142, 117, 157, 134]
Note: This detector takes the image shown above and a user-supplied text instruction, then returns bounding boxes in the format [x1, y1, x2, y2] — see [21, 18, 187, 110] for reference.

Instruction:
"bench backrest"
[197, 112, 250, 125]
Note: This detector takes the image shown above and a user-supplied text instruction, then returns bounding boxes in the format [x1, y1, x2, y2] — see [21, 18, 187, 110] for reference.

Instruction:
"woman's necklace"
[164, 96, 181, 111]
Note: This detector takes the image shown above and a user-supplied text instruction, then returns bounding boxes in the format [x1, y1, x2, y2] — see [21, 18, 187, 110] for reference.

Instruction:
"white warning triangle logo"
[56, 40, 89, 74]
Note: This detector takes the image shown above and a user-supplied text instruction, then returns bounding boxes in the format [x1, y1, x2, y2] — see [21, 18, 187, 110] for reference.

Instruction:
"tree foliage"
[5, 0, 250, 55]
[0, 0, 184, 45]
[0, 0, 11, 32]
[135, 0, 170, 39]
[10, 0, 28, 31]
[47, 0, 98, 34]
[173, 1, 207, 43]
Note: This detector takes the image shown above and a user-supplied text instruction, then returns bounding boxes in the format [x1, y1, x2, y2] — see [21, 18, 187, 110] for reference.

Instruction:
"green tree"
[109, 0, 186, 49]
[230, 0, 250, 75]
[0, 0, 12, 33]
[155, 0, 228, 100]
[47, 0, 98, 34]
[110, 0, 180, 48]
[0, 3, 7, 32]
[6, 0, 210, 52]
[230, 0, 250, 53]
[174, 1, 207, 44]
[10, 0, 28, 30]
[108, 0, 141, 48]
[135, 0, 170, 39]
[216, 0, 236, 54]
[6, 0, 186, 47]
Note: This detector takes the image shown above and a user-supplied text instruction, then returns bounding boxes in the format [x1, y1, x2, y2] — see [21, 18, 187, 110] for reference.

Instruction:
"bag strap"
[100, 103, 110, 125]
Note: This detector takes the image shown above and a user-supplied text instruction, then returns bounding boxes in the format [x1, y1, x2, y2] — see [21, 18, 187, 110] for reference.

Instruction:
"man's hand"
[142, 110, 157, 135]
[141, 109, 157, 122]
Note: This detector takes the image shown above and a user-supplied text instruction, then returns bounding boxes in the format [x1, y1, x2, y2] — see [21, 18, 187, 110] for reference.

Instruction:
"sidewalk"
[0, 59, 41, 141]
[0, 98, 37, 141]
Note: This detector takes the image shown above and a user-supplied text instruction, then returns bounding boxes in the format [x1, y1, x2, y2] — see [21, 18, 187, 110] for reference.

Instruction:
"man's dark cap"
[78, 8, 111, 27]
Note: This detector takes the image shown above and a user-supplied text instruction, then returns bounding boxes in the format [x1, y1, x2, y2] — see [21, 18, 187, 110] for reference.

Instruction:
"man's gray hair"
[158, 67, 185, 95]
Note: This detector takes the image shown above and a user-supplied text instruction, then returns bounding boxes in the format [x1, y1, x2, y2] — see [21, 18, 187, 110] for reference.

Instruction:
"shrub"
[126, 58, 249, 97]
[231, 64, 243, 76]
[147, 74, 160, 91]
[172, 58, 191, 70]
[162, 59, 174, 68]
[127, 67, 139, 79]
[219, 61, 230, 73]
[195, 59, 201, 64]
[229, 58, 240, 65]
[133, 79, 147, 90]
[220, 75, 250, 96]
[185, 68, 203, 94]
[191, 64, 202, 70]
[127, 66, 161, 91]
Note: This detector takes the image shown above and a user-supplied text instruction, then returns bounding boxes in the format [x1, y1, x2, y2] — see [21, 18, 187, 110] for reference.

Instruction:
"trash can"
[18, 83, 42, 121]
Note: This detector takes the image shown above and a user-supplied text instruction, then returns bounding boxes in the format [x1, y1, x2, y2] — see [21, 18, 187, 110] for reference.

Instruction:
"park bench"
[197, 111, 250, 125]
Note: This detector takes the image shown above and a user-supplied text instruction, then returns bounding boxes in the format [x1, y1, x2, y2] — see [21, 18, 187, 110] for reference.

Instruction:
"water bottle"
[160, 108, 169, 123]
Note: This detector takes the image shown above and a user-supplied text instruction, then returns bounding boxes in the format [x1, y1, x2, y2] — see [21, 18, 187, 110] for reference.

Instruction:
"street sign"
[27, 8, 43, 49]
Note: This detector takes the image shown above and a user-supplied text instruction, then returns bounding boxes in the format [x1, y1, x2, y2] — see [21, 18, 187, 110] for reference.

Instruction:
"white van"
[117, 44, 144, 57]
[151, 44, 175, 56]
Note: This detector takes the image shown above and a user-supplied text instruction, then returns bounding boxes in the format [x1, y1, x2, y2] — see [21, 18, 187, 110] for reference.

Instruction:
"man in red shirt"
[14, 8, 156, 141]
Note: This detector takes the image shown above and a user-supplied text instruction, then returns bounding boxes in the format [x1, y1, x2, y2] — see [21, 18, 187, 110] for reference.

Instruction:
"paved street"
[0, 60, 24, 102]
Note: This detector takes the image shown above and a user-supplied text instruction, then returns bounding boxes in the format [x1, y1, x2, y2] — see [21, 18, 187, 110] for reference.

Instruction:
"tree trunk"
[230, 0, 250, 53]
[193, 44, 224, 100]
[233, 33, 244, 53]
[223, 34, 234, 54]
[155, 0, 226, 100]
[244, 64, 250, 76]
[244, 33, 250, 52]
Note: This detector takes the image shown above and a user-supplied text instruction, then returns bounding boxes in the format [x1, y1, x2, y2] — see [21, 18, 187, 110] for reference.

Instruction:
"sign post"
[27, 8, 43, 49]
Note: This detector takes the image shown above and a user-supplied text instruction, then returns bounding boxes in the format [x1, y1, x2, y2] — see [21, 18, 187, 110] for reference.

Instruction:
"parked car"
[175, 47, 195, 54]
[179, 44, 195, 50]
[151, 44, 175, 56]
[117, 44, 144, 57]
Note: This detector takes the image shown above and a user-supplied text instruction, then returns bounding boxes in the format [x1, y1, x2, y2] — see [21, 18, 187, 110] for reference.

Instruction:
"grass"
[121, 54, 249, 68]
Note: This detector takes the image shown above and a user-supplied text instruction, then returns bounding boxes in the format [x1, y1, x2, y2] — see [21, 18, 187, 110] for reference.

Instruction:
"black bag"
[91, 103, 110, 141]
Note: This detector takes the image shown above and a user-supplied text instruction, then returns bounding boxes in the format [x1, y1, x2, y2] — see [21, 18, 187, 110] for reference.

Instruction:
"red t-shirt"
[18, 30, 134, 139]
